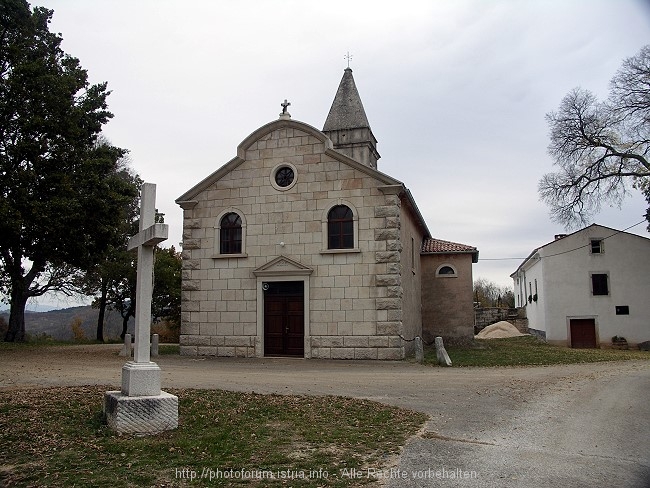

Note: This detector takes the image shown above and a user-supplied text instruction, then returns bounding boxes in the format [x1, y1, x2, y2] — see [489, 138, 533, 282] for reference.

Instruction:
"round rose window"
[274, 166, 294, 187]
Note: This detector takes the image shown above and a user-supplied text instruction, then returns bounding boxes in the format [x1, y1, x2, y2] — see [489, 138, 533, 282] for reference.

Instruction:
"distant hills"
[0, 305, 134, 341]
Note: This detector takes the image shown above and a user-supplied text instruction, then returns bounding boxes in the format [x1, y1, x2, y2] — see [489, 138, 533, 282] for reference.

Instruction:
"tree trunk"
[4, 288, 29, 342]
[96, 278, 108, 342]
[3, 258, 45, 342]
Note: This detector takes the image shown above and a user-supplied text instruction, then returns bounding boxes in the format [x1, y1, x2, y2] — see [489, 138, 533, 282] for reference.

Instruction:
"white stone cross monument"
[104, 183, 178, 434]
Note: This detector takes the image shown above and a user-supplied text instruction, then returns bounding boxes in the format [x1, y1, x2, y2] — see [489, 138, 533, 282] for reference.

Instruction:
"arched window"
[220, 212, 242, 254]
[327, 205, 353, 249]
[436, 264, 458, 277]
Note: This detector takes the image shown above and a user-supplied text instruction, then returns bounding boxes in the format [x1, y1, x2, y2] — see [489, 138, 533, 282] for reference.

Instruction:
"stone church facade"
[176, 68, 478, 359]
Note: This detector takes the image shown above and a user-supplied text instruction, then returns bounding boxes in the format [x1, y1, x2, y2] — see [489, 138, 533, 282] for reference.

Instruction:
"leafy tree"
[152, 246, 182, 329]
[539, 45, 650, 229]
[0, 1, 138, 341]
[98, 244, 180, 340]
[87, 208, 176, 340]
[85, 245, 136, 342]
[81, 166, 141, 342]
[107, 249, 137, 340]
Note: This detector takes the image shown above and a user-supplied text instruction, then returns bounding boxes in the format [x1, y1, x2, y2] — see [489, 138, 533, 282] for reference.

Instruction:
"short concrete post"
[119, 333, 132, 357]
[415, 337, 424, 363]
[151, 333, 159, 357]
[435, 336, 452, 367]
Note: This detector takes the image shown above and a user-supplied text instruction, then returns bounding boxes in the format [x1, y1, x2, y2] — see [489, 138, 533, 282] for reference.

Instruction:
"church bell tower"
[323, 68, 380, 169]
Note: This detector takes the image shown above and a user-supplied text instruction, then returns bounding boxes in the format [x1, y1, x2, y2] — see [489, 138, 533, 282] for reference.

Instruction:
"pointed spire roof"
[323, 68, 371, 131]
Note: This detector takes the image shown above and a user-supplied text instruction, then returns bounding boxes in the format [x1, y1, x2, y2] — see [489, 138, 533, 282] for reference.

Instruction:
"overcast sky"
[29, 0, 650, 308]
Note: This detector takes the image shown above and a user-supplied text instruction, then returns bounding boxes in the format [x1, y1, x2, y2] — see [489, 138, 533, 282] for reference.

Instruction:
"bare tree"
[539, 45, 650, 229]
[473, 278, 515, 308]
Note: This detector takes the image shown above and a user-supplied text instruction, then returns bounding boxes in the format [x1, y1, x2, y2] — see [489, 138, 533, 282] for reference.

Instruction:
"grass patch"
[0, 342, 180, 353]
[0, 338, 72, 349]
[0, 386, 426, 487]
[159, 344, 180, 355]
[424, 335, 650, 367]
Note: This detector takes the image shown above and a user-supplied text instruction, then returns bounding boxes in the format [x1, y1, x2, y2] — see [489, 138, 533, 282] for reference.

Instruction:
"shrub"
[151, 319, 180, 343]
[70, 317, 86, 342]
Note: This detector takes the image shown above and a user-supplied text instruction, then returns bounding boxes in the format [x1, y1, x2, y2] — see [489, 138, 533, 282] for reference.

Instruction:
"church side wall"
[179, 126, 404, 359]
[399, 205, 424, 355]
[421, 253, 474, 344]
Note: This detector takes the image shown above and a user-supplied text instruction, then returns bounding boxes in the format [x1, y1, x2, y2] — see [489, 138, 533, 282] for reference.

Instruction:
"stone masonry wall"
[372, 191, 406, 359]
[179, 122, 407, 359]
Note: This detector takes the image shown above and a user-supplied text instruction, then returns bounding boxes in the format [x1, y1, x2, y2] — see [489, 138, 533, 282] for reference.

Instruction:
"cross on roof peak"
[344, 51, 353, 68]
[279, 99, 291, 119]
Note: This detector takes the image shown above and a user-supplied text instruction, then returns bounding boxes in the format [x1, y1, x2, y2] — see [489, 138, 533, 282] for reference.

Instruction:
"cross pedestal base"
[103, 391, 178, 435]
[121, 361, 161, 396]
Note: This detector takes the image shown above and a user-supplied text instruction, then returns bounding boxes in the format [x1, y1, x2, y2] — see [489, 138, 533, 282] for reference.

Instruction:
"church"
[176, 68, 478, 359]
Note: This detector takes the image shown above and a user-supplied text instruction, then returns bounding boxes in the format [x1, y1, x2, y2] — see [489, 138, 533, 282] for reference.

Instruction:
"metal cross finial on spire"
[344, 51, 353, 68]
[281, 99, 291, 114]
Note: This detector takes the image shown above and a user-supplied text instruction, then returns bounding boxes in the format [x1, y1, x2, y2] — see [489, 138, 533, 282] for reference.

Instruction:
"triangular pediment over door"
[252, 255, 314, 277]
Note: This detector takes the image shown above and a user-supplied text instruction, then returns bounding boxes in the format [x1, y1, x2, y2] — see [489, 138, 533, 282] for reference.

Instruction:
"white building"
[511, 224, 650, 348]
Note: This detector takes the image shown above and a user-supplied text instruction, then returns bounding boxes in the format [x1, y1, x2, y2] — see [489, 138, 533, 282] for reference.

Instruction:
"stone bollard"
[415, 336, 424, 363]
[434, 336, 452, 367]
[151, 333, 159, 357]
[119, 333, 132, 357]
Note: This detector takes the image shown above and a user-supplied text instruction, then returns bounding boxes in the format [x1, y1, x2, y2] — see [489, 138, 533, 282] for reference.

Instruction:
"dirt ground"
[1, 344, 649, 487]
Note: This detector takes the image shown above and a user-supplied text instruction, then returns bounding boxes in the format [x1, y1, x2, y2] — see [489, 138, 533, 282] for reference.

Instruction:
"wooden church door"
[263, 281, 304, 357]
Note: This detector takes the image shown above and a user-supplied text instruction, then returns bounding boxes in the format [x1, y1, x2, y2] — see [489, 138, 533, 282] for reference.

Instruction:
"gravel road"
[1, 344, 648, 487]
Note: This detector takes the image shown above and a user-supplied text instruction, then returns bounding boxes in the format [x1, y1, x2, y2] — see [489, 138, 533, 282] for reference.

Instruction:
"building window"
[436, 264, 457, 277]
[220, 212, 242, 254]
[270, 163, 298, 191]
[327, 205, 354, 249]
[275, 166, 294, 187]
[615, 305, 630, 315]
[591, 273, 609, 296]
[590, 239, 604, 254]
[320, 201, 360, 254]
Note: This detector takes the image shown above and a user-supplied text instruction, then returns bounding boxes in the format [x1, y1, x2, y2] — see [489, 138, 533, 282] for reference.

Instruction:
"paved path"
[1, 345, 649, 487]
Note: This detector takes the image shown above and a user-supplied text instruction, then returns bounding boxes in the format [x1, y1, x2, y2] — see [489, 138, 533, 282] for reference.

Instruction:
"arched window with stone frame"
[435, 264, 458, 277]
[327, 205, 354, 250]
[219, 212, 243, 255]
[320, 201, 360, 254]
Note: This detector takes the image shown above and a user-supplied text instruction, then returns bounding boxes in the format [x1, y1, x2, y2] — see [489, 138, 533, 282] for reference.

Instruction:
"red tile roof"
[421, 238, 478, 255]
